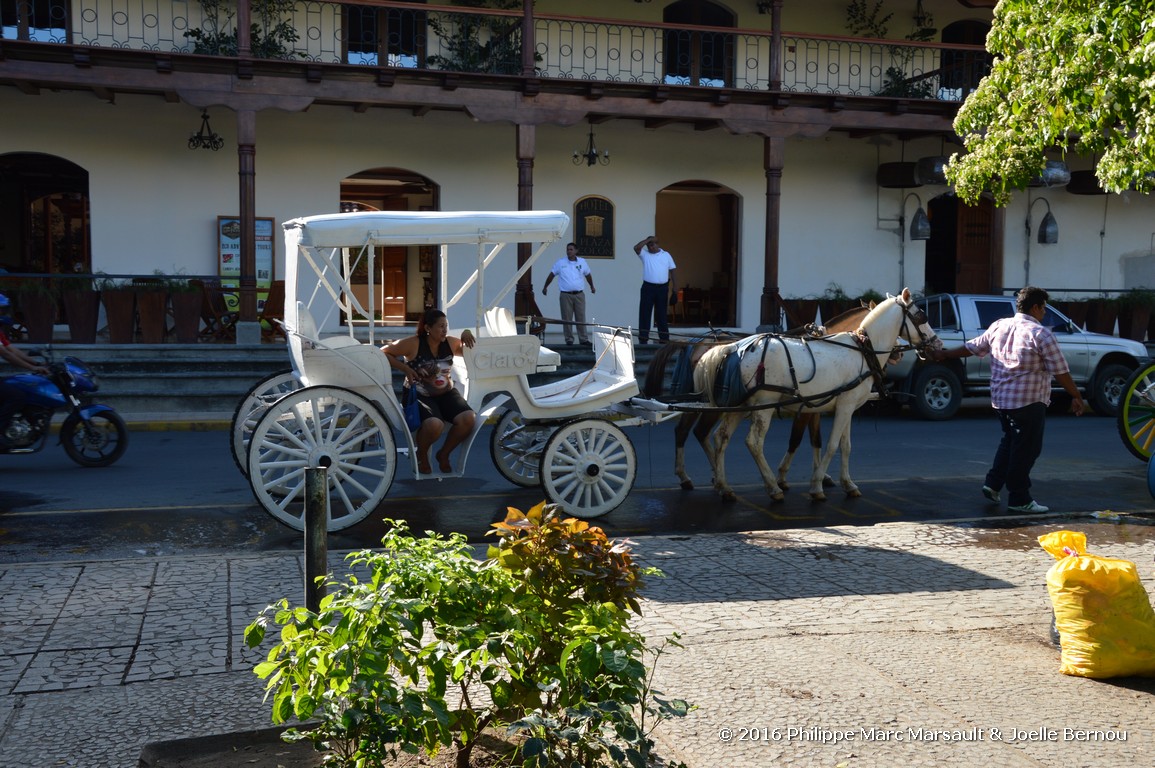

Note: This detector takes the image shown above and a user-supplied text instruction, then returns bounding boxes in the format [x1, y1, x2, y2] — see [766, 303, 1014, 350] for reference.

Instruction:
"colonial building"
[2, 0, 1150, 339]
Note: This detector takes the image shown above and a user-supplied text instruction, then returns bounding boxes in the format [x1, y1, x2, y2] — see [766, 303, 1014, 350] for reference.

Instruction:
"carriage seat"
[481, 307, 560, 372]
[289, 302, 390, 389]
[463, 328, 638, 420]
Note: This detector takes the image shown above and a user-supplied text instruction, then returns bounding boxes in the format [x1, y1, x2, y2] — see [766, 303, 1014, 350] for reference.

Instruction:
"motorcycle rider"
[0, 293, 51, 447]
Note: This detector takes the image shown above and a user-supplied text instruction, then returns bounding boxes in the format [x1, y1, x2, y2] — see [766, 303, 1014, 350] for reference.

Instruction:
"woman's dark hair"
[416, 308, 446, 337]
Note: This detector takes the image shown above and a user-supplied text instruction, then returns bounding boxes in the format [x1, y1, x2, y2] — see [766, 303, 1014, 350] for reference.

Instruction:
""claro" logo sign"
[471, 345, 537, 372]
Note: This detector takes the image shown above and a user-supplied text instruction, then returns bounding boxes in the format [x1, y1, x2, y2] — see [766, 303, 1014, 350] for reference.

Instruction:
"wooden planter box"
[136, 288, 169, 343]
[169, 290, 202, 343]
[15, 290, 57, 343]
[101, 290, 136, 344]
[61, 289, 100, 344]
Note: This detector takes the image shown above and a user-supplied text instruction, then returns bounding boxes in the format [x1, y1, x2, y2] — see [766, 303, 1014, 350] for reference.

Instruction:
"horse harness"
[708, 301, 933, 413]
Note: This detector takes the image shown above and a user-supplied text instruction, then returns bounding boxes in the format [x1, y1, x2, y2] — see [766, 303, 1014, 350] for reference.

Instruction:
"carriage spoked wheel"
[1116, 362, 1155, 461]
[247, 385, 397, 532]
[539, 418, 636, 519]
[490, 408, 554, 488]
[230, 369, 301, 476]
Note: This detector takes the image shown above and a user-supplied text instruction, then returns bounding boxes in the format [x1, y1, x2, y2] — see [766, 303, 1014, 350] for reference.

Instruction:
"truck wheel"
[1089, 363, 1133, 417]
[910, 364, 961, 420]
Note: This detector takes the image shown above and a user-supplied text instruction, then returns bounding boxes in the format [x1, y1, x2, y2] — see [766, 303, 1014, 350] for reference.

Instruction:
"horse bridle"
[896, 301, 939, 359]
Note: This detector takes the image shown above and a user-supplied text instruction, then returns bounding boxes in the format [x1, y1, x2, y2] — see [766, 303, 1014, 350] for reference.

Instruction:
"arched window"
[663, 0, 735, 88]
[345, 0, 426, 67]
[939, 20, 990, 96]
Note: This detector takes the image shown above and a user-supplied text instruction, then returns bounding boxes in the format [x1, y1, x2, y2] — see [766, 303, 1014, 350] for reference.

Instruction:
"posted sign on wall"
[218, 216, 275, 311]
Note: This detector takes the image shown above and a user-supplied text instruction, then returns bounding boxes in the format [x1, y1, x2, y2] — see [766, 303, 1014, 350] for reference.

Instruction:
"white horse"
[692, 288, 941, 501]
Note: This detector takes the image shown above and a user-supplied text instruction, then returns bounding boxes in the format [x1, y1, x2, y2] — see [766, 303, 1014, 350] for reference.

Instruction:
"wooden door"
[380, 246, 407, 320]
[955, 197, 994, 294]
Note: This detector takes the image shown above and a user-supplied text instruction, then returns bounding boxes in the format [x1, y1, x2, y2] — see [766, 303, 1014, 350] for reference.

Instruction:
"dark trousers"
[986, 402, 1046, 507]
[638, 281, 670, 344]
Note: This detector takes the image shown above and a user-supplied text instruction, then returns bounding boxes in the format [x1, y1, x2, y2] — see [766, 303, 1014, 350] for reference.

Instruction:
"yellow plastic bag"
[1038, 530, 1155, 678]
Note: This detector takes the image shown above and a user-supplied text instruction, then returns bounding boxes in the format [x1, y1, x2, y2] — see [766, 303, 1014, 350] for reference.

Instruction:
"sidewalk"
[1, 519, 1153, 767]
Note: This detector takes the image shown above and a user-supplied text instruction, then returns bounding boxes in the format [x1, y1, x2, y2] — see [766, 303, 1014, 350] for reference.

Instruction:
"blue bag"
[403, 386, 422, 431]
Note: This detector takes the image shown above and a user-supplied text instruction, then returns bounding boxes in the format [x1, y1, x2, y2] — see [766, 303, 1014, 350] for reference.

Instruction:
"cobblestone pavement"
[1, 518, 1154, 767]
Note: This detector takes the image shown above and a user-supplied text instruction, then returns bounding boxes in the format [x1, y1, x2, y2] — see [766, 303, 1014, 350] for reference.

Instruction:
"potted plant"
[164, 273, 203, 343]
[59, 275, 100, 344]
[134, 272, 169, 344]
[819, 282, 854, 323]
[780, 294, 819, 328]
[1052, 297, 1089, 329]
[1084, 295, 1119, 336]
[13, 278, 57, 343]
[1116, 288, 1155, 342]
[97, 275, 136, 343]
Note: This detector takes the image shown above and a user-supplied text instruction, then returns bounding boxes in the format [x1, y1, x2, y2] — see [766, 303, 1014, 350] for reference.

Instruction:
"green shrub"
[245, 503, 690, 768]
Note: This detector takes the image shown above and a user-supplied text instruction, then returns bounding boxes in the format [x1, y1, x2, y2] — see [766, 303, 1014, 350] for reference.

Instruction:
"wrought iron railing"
[1, 0, 989, 101]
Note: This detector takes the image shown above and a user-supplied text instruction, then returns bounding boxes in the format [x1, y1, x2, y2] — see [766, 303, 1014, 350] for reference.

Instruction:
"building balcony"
[1, 0, 990, 105]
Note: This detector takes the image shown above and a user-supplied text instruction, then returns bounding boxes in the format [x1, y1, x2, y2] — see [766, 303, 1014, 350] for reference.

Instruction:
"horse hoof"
[722, 491, 737, 503]
[846, 488, 862, 498]
[822, 475, 834, 488]
[809, 492, 827, 502]
[771, 492, 785, 502]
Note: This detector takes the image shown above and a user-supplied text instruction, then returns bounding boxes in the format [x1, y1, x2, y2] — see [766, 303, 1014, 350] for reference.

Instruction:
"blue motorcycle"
[1, 346, 128, 467]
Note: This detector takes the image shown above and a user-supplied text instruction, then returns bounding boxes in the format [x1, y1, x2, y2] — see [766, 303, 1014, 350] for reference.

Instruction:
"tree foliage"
[948, 0, 1155, 204]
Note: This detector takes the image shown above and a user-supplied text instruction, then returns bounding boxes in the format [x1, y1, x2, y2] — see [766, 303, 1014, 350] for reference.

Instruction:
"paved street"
[1, 409, 1155, 766]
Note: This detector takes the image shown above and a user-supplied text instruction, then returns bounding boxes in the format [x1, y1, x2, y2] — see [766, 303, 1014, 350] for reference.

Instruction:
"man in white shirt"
[633, 235, 677, 344]
[541, 242, 596, 345]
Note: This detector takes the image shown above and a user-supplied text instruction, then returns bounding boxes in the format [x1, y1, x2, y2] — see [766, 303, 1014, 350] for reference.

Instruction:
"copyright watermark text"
[716, 726, 1128, 744]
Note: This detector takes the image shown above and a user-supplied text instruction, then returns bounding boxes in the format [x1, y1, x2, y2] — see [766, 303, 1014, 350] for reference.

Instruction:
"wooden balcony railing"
[1, 0, 989, 101]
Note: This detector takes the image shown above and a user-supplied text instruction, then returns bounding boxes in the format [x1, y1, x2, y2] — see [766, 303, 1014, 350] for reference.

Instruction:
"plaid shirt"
[965, 312, 1069, 409]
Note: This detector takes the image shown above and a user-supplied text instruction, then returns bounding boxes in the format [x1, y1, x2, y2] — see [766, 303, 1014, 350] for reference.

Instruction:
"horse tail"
[643, 340, 690, 397]
[692, 343, 732, 406]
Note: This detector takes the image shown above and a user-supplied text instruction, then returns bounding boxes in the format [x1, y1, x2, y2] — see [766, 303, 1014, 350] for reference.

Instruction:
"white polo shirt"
[550, 256, 591, 292]
[638, 247, 676, 284]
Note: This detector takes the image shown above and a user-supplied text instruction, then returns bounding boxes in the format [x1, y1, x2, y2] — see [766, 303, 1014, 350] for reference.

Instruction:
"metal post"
[304, 466, 329, 613]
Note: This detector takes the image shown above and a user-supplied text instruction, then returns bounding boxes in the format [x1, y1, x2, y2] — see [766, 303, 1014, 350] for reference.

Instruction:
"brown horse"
[642, 304, 872, 493]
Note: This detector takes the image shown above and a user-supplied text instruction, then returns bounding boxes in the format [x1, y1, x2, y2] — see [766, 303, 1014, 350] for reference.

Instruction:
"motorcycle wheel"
[61, 410, 129, 467]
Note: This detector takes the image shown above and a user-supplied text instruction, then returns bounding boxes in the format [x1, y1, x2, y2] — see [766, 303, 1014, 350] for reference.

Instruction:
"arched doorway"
[924, 193, 998, 295]
[655, 180, 739, 326]
[0, 153, 91, 275]
[339, 168, 438, 324]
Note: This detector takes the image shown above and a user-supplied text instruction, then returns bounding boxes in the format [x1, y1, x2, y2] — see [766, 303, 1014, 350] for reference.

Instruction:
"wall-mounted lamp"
[573, 124, 610, 167]
[188, 110, 224, 151]
[756, 1, 772, 13]
[913, 0, 931, 28]
[1024, 195, 1058, 285]
[1028, 196, 1058, 244]
[904, 192, 931, 241]
[1028, 160, 1071, 188]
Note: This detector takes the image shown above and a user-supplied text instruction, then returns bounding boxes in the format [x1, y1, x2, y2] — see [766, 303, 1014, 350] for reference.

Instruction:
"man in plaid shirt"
[930, 286, 1085, 512]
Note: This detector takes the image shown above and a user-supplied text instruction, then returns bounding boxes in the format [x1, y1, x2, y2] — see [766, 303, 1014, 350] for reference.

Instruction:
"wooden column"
[760, 135, 784, 329]
[515, 123, 542, 319]
[236, 0, 251, 58]
[769, 0, 783, 91]
[521, 0, 535, 76]
[237, 109, 257, 325]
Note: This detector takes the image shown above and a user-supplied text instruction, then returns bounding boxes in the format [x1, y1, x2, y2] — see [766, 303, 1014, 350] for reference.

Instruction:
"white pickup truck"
[886, 293, 1151, 419]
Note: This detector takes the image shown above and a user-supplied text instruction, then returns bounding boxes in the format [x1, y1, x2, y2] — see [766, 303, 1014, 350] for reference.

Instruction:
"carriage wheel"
[539, 418, 636, 519]
[490, 408, 553, 488]
[230, 369, 301, 476]
[247, 386, 397, 532]
[1117, 362, 1155, 460]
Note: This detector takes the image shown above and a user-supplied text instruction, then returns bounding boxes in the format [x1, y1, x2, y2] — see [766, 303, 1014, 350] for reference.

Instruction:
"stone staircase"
[34, 340, 669, 422]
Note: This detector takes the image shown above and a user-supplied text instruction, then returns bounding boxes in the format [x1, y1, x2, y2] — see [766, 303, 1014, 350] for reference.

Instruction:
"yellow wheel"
[1117, 363, 1155, 460]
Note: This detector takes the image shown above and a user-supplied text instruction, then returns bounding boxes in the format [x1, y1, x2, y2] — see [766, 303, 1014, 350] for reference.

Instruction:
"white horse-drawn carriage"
[234, 210, 677, 532]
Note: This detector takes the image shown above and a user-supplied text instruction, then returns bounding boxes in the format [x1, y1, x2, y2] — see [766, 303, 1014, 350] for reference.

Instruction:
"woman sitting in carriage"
[383, 308, 476, 474]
